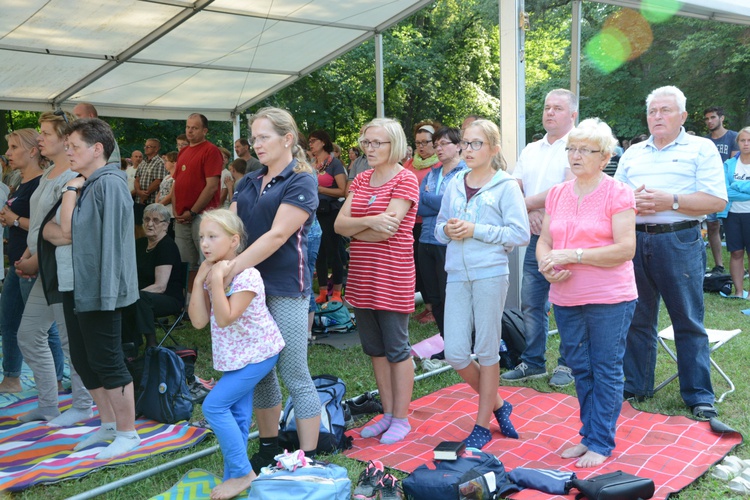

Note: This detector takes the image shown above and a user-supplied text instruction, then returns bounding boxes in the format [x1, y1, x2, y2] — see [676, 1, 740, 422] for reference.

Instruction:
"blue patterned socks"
[494, 401, 519, 439]
[464, 424, 493, 449]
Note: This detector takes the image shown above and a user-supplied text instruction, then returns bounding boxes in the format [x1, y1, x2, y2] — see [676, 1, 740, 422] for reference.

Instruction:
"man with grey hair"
[502, 88, 577, 387]
[615, 86, 727, 419]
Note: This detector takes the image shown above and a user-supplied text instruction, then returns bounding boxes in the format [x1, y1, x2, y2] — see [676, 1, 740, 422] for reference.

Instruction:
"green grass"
[13, 248, 750, 499]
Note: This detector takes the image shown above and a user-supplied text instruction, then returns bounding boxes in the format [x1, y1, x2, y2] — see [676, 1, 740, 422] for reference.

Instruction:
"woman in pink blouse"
[536, 118, 637, 468]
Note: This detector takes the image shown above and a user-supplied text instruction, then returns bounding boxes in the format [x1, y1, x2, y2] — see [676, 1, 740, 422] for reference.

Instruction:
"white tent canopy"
[0, 0, 432, 121]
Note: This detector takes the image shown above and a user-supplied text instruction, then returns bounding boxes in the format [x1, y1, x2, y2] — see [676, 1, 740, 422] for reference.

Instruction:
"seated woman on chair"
[122, 203, 184, 347]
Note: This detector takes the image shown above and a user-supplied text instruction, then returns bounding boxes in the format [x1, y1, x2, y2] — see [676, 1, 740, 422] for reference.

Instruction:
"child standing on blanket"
[189, 209, 284, 500]
[435, 120, 530, 449]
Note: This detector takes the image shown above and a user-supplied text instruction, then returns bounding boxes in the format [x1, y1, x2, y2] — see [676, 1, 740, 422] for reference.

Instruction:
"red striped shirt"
[346, 169, 419, 313]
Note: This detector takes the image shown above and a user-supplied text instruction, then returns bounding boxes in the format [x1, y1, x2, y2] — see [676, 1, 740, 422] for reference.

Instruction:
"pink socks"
[360, 413, 392, 438]
[380, 417, 411, 444]
[360, 414, 411, 444]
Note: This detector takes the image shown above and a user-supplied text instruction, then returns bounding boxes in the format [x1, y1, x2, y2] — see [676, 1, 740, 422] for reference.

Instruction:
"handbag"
[571, 470, 654, 500]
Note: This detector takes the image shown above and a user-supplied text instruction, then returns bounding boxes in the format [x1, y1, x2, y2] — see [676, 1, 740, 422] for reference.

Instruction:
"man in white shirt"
[502, 89, 577, 387]
[615, 86, 727, 419]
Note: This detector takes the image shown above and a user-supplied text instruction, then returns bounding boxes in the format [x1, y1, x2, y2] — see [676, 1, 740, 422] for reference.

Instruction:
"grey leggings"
[253, 295, 320, 419]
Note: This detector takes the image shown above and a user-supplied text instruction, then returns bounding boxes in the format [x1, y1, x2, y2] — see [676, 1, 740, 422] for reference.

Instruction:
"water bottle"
[499, 339, 508, 353]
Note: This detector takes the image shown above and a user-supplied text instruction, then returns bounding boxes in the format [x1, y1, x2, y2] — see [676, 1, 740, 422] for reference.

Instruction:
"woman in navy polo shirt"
[229, 107, 321, 474]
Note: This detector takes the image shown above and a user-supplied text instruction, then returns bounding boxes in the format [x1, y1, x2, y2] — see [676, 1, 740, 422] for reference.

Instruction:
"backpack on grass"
[247, 461, 351, 500]
[313, 301, 356, 334]
[135, 346, 193, 424]
[500, 308, 527, 369]
[703, 272, 732, 294]
[278, 374, 353, 453]
[402, 449, 518, 500]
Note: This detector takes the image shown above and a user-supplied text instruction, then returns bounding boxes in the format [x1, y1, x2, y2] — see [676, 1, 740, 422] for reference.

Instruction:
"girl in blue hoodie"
[435, 119, 530, 449]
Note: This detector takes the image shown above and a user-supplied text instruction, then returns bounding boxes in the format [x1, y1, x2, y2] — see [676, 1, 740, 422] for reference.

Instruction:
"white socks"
[48, 407, 94, 427]
[74, 422, 117, 451]
[95, 430, 141, 459]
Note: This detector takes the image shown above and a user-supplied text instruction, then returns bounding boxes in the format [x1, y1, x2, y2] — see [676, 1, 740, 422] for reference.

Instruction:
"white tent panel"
[596, 0, 750, 25]
[134, 13, 367, 73]
[0, 52, 102, 100]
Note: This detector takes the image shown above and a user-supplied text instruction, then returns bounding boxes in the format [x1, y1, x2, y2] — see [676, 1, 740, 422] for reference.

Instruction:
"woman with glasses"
[121, 203, 184, 348]
[435, 119, 529, 449]
[537, 118, 636, 467]
[308, 130, 347, 304]
[404, 122, 441, 324]
[417, 127, 466, 344]
[335, 118, 419, 444]
[15, 112, 94, 425]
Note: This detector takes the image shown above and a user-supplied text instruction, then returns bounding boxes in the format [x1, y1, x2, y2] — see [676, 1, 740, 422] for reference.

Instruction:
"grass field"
[12, 248, 750, 499]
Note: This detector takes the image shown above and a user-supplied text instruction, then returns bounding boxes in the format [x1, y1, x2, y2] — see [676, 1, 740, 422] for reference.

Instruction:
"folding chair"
[654, 325, 742, 403]
[157, 262, 190, 347]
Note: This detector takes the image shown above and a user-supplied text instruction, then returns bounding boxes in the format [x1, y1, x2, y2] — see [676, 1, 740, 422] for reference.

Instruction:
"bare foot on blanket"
[0, 377, 22, 394]
[576, 450, 607, 468]
[211, 471, 256, 500]
[561, 443, 588, 459]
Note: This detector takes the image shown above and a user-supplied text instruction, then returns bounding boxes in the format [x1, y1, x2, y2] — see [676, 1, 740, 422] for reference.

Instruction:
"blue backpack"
[313, 301, 356, 334]
[278, 375, 353, 453]
[247, 461, 351, 500]
[135, 346, 193, 423]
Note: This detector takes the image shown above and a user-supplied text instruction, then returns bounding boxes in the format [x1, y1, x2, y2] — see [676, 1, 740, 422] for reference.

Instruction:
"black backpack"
[500, 308, 527, 369]
[135, 346, 193, 424]
[703, 272, 732, 294]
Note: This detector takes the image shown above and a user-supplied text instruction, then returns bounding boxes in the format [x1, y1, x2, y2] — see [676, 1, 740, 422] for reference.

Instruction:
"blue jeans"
[556, 300, 636, 456]
[520, 235, 566, 371]
[307, 219, 322, 313]
[203, 355, 278, 480]
[1, 266, 65, 379]
[623, 226, 714, 407]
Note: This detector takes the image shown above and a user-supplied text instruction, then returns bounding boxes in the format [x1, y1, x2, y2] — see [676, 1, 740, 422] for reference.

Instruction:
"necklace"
[316, 154, 332, 173]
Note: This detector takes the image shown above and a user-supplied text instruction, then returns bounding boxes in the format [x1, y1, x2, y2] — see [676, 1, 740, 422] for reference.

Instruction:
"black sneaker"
[709, 265, 726, 275]
[380, 473, 403, 499]
[691, 404, 718, 421]
[346, 392, 383, 416]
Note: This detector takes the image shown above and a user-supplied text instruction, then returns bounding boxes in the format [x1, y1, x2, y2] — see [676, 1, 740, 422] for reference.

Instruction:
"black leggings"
[315, 210, 344, 288]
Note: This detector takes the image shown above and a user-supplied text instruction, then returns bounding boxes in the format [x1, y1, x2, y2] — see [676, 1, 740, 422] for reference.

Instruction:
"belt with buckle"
[635, 220, 699, 234]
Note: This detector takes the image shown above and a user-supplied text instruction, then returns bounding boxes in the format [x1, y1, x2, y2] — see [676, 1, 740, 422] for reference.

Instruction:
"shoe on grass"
[709, 265, 726, 275]
[347, 392, 383, 416]
[353, 460, 385, 500]
[691, 404, 718, 421]
[501, 362, 546, 381]
[549, 365, 574, 387]
[380, 473, 403, 499]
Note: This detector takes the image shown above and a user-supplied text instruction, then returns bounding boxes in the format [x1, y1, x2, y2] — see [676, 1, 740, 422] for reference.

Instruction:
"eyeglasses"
[458, 140, 484, 151]
[143, 217, 167, 225]
[250, 135, 275, 146]
[565, 146, 601, 156]
[359, 140, 391, 149]
[434, 141, 456, 148]
[414, 141, 432, 147]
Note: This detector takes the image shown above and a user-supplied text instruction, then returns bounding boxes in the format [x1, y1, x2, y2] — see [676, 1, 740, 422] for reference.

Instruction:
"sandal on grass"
[729, 476, 750, 495]
[713, 462, 744, 481]
[719, 290, 749, 299]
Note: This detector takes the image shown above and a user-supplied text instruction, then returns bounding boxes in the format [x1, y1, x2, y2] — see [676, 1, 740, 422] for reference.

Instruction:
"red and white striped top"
[346, 168, 419, 313]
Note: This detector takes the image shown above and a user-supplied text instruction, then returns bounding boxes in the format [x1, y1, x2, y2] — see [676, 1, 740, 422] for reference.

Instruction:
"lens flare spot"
[603, 9, 653, 60]
[585, 29, 630, 74]
[641, 0, 680, 23]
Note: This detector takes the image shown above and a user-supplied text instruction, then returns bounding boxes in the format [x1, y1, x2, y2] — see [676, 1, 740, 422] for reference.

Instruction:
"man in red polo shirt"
[173, 113, 223, 270]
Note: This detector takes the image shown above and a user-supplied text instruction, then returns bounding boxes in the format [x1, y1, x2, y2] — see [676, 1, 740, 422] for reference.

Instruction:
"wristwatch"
[576, 248, 583, 264]
[13, 218, 20, 227]
[62, 186, 78, 195]
[189, 210, 198, 219]
[672, 194, 679, 211]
